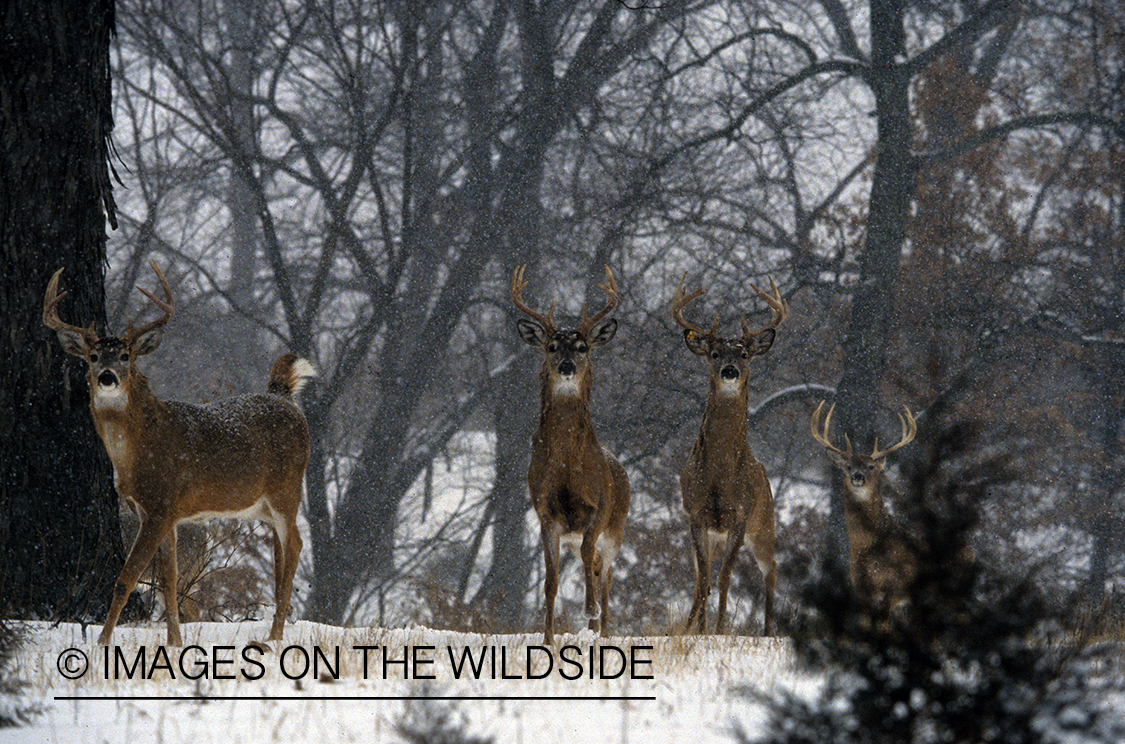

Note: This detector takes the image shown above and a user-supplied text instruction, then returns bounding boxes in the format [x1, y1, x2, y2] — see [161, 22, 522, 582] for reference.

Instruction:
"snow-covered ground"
[2, 620, 806, 743]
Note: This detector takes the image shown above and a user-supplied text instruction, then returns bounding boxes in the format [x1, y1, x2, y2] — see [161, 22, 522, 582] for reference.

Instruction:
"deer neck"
[843, 478, 888, 538]
[700, 383, 748, 439]
[537, 373, 596, 444]
[89, 369, 167, 473]
[690, 385, 750, 474]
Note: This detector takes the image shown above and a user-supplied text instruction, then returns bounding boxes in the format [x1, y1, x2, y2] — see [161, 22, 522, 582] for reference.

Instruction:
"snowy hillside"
[1, 620, 804, 743]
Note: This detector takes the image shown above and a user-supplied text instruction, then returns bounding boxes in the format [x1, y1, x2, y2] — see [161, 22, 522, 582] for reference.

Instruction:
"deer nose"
[850, 472, 866, 487]
[557, 359, 577, 377]
[720, 365, 740, 380]
[98, 370, 119, 388]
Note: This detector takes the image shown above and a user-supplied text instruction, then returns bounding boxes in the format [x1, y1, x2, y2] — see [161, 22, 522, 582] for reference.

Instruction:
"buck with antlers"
[44, 262, 314, 647]
[809, 401, 918, 606]
[672, 274, 786, 635]
[512, 265, 630, 644]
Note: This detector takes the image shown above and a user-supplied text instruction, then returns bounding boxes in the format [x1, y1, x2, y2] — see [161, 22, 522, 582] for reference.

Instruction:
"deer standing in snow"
[44, 262, 313, 646]
[512, 265, 630, 644]
[809, 400, 919, 607]
[672, 274, 786, 635]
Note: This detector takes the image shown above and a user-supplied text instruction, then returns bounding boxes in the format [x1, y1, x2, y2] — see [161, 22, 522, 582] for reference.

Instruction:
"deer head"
[44, 261, 175, 405]
[512, 264, 619, 397]
[671, 274, 787, 397]
[810, 400, 917, 489]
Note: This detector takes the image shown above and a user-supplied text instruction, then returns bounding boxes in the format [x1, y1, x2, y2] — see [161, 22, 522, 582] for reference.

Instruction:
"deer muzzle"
[557, 359, 577, 377]
[97, 370, 120, 388]
[720, 364, 740, 380]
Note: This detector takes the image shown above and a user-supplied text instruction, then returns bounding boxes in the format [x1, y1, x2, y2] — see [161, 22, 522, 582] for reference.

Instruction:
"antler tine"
[671, 272, 719, 339]
[810, 400, 847, 455]
[743, 276, 788, 338]
[577, 264, 619, 335]
[511, 265, 556, 334]
[870, 405, 917, 460]
[122, 261, 176, 344]
[43, 267, 99, 342]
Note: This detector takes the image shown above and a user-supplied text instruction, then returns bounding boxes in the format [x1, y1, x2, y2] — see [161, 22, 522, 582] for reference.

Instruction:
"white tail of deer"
[672, 274, 785, 635]
[512, 265, 630, 644]
[810, 401, 918, 606]
[44, 262, 314, 646]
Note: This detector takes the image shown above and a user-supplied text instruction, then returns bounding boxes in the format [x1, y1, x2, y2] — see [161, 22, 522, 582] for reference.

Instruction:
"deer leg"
[715, 527, 745, 635]
[541, 522, 561, 645]
[598, 544, 617, 638]
[155, 527, 183, 646]
[685, 522, 710, 634]
[747, 530, 777, 637]
[99, 516, 175, 646]
[268, 511, 302, 643]
[271, 528, 284, 601]
[580, 530, 601, 633]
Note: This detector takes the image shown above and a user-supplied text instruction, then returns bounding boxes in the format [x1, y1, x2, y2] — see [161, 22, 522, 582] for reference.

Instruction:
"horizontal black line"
[53, 695, 656, 702]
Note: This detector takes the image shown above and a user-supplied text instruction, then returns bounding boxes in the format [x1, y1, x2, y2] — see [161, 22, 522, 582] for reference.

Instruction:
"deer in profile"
[809, 400, 918, 607]
[512, 265, 630, 644]
[671, 274, 786, 635]
[44, 262, 314, 647]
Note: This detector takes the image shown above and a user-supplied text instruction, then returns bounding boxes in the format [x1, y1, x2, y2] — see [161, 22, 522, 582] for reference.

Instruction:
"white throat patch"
[93, 385, 129, 411]
[716, 377, 742, 396]
[552, 376, 581, 396]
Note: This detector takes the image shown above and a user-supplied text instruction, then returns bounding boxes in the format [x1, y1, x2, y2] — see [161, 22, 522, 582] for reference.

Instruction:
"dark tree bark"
[829, 0, 914, 570]
[0, 0, 123, 620]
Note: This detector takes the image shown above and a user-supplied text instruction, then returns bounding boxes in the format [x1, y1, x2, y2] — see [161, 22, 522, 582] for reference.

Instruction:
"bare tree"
[112, 0, 715, 628]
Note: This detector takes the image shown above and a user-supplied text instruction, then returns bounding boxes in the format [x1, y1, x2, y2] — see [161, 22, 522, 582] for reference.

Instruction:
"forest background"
[2, 0, 1123, 640]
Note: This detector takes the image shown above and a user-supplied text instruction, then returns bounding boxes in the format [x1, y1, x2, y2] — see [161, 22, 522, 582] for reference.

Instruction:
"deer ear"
[748, 328, 775, 354]
[55, 329, 90, 357]
[517, 318, 548, 348]
[132, 328, 163, 356]
[826, 448, 849, 468]
[588, 318, 617, 347]
[683, 328, 709, 356]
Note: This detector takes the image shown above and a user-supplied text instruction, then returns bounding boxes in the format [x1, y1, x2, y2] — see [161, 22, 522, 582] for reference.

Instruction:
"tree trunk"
[471, 363, 536, 631]
[224, 0, 262, 378]
[831, 0, 913, 570]
[0, 0, 123, 621]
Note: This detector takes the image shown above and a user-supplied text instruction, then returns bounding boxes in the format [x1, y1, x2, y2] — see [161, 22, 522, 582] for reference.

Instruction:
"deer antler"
[43, 268, 100, 345]
[810, 400, 852, 457]
[870, 406, 917, 460]
[741, 276, 788, 341]
[576, 265, 619, 336]
[671, 272, 719, 340]
[121, 261, 176, 345]
[511, 265, 556, 334]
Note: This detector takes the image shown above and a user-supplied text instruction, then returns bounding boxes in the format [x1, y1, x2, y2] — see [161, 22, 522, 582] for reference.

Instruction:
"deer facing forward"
[44, 262, 313, 646]
[672, 274, 786, 635]
[809, 400, 918, 608]
[512, 265, 630, 644]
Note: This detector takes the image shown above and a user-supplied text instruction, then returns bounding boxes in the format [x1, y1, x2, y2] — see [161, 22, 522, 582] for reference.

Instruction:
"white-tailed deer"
[512, 265, 630, 644]
[672, 274, 785, 635]
[809, 401, 917, 606]
[44, 262, 314, 646]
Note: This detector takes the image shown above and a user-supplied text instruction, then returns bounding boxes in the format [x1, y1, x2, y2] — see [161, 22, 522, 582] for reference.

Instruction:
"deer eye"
[120, 352, 130, 362]
[575, 343, 588, 354]
[740, 350, 749, 359]
[710, 351, 720, 360]
[547, 343, 558, 353]
[89, 353, 99, 363]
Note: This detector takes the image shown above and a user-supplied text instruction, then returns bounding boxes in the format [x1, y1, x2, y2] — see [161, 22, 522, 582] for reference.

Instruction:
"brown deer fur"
[44, 263, 313, 646]
[672, 275, 785, 635]
[513, 265, 630, 644]
[810, 401, 919, 608]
